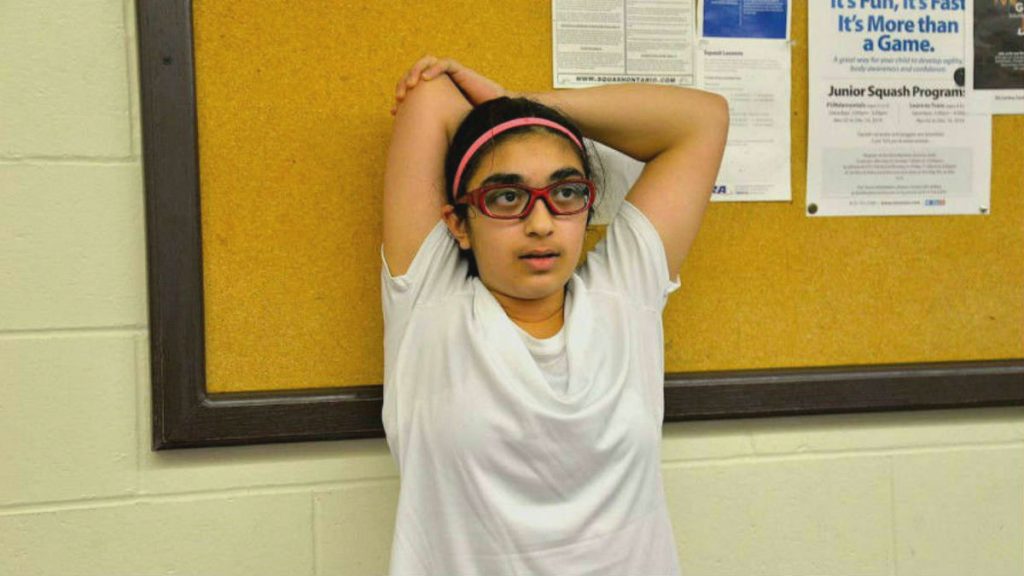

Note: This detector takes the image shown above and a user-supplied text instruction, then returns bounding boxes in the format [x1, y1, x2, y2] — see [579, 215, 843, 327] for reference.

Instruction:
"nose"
[523, 198, 554, 237]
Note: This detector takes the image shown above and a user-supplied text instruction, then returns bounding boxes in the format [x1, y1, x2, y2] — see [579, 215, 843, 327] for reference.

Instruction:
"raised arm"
[382, 65, 471, 277]
[528, 85, 729, 276]
[392, 58, 728, 277]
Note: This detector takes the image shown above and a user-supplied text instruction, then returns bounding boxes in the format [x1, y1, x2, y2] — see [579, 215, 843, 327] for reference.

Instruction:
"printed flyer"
[965, 0, 1024, 114]
[698, 39, 792, 202]
[552, 0, 695, 88]
[807, 0, 991, 217]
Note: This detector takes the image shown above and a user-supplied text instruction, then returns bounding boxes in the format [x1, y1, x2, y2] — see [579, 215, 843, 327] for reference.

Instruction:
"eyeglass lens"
[482, 181, 591, 218]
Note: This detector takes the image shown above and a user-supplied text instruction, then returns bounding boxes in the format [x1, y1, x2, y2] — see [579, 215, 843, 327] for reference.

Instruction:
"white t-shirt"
[381, 202, 681, 576]
[514, 306, 570, 395]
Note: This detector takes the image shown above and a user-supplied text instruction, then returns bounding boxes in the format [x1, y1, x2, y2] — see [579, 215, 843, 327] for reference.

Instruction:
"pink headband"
[452, 117, 584, 198]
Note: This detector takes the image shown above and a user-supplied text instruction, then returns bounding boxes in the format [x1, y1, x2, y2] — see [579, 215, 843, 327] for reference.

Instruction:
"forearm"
[525, 85, 728, 163]
[387, 76, 470, 172]
[384, 76, 470, 202]
[382, 76, 470, 274]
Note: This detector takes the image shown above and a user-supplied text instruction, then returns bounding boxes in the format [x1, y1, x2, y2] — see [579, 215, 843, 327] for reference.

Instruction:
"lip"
[519, 250, 560, 272]
[520, 249, 559, 258]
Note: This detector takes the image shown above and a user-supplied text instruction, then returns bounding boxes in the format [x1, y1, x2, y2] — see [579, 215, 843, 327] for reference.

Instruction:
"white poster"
[807, 0, 991, 217]
[965, 0, 1024, 114]
[698, 39, 792, 202]
[552, 0, 696, 88]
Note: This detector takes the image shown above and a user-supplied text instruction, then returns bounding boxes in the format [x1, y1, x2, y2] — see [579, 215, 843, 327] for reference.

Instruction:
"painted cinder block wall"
[1, 1, 1022, 574]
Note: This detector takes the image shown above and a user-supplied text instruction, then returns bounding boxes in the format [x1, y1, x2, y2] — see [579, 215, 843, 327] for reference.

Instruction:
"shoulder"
[579, 202, 680, 310]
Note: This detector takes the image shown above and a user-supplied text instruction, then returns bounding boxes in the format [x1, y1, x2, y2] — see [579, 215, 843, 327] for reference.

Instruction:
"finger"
[428, 56, 456, 77]
[421, 63, 445, 81]
[408, 56, 437, 86]
[413, 54, 437, 72]
[404, 70, 419, 89]
[398, 58, 426, 95]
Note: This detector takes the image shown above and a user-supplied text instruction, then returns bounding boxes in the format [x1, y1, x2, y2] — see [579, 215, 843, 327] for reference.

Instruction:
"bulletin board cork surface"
[194, 1, 1023, 394]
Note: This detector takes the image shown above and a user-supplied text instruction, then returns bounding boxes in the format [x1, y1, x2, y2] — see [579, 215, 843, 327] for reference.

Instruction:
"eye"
[488, 188, 526, 205]
[497, 190, 520, 204]
[483, 186, 529, 215]
[552, 182, 589, 201]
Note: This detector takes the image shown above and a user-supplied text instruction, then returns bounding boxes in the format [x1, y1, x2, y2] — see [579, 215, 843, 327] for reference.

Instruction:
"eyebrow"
[478, 167, 585, 187]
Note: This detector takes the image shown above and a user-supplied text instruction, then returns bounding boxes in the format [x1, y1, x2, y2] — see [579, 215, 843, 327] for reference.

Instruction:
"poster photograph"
[966, 0, 1024, 113]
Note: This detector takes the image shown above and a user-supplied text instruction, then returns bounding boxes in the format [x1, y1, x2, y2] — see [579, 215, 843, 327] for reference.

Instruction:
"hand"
[392, 55, 443, 114]
[392, 56, 509, 115]
[425, 58, 509, 106]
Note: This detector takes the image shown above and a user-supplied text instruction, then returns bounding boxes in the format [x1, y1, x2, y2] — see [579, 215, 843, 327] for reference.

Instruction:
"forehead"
[466, 131, 584, 188]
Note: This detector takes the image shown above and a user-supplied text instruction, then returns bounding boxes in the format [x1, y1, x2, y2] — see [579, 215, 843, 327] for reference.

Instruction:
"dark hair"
[444, 97, 597, 276]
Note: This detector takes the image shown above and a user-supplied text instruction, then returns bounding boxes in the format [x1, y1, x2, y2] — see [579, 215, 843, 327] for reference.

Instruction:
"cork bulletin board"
[137, 0, 1024, 449]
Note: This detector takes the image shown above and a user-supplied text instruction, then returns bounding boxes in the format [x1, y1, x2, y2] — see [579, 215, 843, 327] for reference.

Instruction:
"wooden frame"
[137, 0, 1024, 450]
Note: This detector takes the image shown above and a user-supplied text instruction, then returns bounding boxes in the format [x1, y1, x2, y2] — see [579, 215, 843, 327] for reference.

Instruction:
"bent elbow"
[702, 93, 730, 150]
[709, 93, 730, 133]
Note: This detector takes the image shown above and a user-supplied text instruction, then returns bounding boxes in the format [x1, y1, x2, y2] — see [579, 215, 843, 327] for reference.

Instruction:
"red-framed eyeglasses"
[456, 179, 596, 220]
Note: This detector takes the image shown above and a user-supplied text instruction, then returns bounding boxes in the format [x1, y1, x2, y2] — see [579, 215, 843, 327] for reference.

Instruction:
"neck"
[491, 287, 566, 339]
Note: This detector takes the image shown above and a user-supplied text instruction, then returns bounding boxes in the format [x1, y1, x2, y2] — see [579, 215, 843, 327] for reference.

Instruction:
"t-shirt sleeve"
[381, 220, 468, 331]
[380, 221, 468, 461]
[581, 201, 681, 311]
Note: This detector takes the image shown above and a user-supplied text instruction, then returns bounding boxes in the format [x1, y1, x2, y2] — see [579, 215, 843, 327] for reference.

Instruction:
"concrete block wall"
[2, 1, 1022, 574]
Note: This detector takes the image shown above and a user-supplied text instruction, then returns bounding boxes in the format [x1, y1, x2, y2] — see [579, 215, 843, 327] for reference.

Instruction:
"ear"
[442, 204, 472, 250]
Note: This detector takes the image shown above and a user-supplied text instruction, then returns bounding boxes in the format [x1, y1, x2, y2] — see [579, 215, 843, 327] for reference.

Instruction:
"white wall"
[2, 1, 1022, 574]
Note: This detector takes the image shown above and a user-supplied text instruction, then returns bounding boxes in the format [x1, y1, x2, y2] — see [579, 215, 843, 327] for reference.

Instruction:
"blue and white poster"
[807, 0, 991, 217]
[696, 0, 793, 202]
[701, 0, 790, 39]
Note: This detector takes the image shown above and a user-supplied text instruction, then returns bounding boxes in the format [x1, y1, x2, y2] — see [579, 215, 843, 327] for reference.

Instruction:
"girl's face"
[445, 132, 589, 304]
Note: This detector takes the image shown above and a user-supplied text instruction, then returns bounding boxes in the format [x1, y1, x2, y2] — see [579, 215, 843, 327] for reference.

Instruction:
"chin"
[515, 285, 564, 301]
[482, 272, 570, 302]
[513, 273, 573, 300]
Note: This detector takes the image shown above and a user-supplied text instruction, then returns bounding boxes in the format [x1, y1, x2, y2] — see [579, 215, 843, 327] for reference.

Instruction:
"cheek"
[566, 221, 589, 257]
[467, 225, 512, 270]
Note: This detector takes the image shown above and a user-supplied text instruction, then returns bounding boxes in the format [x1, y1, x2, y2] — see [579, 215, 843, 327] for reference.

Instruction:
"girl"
[382, 56, 728, 575]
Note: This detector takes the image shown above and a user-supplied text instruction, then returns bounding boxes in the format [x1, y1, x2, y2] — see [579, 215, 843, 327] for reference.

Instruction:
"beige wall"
[2, 1, 1022, 574]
